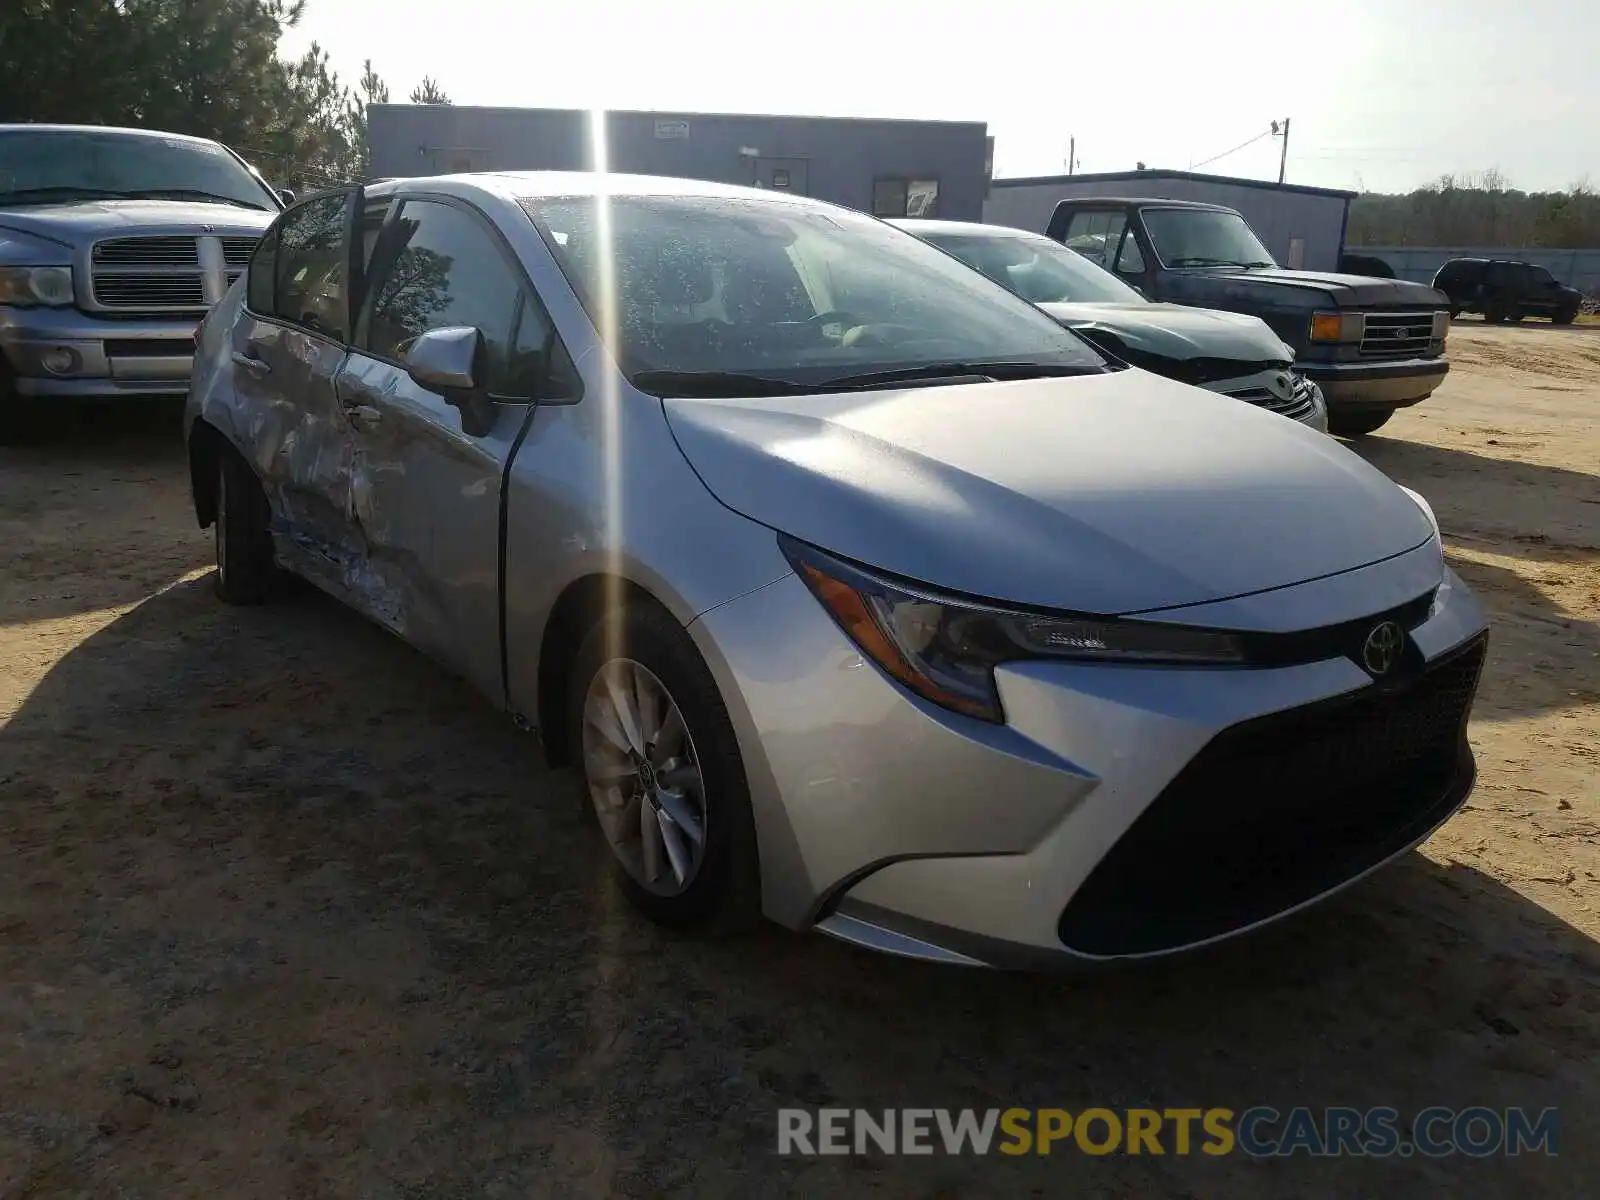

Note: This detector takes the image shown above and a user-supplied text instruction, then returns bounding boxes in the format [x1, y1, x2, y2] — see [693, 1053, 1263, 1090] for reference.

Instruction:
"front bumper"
[1297, 357, 1449, 409]
[690, 543, 1488, 968]
[0, 304, 197, 399]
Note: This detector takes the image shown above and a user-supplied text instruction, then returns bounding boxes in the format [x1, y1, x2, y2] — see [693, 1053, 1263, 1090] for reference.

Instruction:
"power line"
[1190, 127, 1274, 171]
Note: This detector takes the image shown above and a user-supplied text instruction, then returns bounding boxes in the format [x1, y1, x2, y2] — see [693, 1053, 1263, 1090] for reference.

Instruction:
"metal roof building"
[983, 169, 1357, 272]
[365, 104, 993, 221]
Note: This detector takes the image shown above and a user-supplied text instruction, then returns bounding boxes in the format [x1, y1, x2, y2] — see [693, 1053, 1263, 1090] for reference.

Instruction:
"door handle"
[346, 404, 382, 430]
[231, 349, 271, 375]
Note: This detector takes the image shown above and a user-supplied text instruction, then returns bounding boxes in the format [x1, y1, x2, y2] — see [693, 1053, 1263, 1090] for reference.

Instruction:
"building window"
[872, 177, 940, 219]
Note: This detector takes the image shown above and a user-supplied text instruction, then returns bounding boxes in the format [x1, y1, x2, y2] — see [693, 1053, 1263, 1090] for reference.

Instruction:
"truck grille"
[90, 233, 256, 314]
[1360, 311, 1436, 358]
[1058, 633, 1486, 957]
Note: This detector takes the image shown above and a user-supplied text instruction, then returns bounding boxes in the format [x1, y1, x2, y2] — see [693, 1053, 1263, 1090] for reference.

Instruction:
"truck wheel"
[1483, 308, 1506, 324]
[568, 603, 761, 933]
[214, 447, 280, 604]
[1449, 307, 1461, 319]
[1329, 409, 1394, 437]
[1505, 310, 1524, 324]
[1554, 307, 1579, 326]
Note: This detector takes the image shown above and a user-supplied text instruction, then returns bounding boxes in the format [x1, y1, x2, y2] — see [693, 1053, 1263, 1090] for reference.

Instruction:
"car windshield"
[1140, 208, 1277, 269]
[524, 194, 1107, 387]
[919, 228, 1146, 305]
[0, 130, 277, 210]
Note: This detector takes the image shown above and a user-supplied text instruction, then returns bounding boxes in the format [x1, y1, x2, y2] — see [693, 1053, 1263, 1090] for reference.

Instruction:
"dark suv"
[1046, 198, 1451, 436]
[1431, 258, 1582, 325]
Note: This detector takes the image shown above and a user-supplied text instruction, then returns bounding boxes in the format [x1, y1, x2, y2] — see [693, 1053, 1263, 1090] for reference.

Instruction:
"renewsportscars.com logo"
[776, 1106, 1560, 1158]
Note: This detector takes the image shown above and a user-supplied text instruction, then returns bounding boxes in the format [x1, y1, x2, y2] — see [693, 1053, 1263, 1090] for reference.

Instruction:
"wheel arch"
[187, 416, 233, 528]
[535, 572, 678, 767]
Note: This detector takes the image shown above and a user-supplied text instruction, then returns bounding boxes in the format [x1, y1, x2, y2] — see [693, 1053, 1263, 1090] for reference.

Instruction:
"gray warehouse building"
[983, 169, 1356, 272]
[366, 104, 992, 221]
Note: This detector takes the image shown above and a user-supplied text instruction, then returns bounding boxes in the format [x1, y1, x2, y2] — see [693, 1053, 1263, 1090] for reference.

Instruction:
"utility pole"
[1272, 118, 1291, 183]
[1067, 136, 1076, 175]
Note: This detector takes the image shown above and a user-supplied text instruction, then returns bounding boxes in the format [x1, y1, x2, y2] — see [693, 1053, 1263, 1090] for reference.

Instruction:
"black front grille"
[1058, 633, 1487, 957]
[93, 275, 206, 307]
[220, 236, 258, 267]
[93, 236, 199, 265]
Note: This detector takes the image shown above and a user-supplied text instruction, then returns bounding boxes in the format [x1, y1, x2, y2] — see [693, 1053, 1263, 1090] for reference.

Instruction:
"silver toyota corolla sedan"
[186, 172, 1489, 968]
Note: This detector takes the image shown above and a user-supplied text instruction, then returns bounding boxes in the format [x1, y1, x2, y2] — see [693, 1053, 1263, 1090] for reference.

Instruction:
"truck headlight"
[1432, 310, 1450, 339]
[782, 537, 1245, 723]
[0, 266, 75, 307]
[1309, 311, 1364, 342]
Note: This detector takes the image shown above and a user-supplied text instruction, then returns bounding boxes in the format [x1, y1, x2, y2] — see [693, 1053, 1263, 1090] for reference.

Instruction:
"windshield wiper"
[630, 369, 819, 398]
[1168, 256, 1256, 268]
[821, 361, 1101, 388]
[128, 188, 270, 210]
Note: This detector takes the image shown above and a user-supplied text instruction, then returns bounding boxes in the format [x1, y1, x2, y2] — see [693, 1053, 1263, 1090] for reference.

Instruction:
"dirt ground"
[1, 323, 1595, 1197]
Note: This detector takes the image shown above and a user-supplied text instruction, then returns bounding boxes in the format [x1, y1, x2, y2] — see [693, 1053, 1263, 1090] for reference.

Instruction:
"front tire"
[568, 604, 760, 932]
[214, 448, 280, 604]
[1554, 307, 1579, 326]
[1329, 408, 1395, 437]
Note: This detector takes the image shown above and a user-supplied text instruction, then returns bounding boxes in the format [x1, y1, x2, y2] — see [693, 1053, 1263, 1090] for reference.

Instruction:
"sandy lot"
[0, 324, 1595, 1197]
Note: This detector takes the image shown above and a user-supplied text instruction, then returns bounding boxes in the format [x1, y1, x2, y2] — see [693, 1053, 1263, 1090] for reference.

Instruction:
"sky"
[284, 0, 1598, 194]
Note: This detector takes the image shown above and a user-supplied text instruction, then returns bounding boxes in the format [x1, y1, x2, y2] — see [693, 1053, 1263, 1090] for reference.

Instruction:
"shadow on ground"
[0, 576, 1594, 1197]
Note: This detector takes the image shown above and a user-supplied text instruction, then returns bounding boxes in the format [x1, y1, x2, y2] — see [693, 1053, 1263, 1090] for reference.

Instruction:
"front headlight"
[0, 265, 74, 307]
[782, 537, 1245, 723]
[1432, 310, 1450, 339]
[1309, 311, 1364, 342]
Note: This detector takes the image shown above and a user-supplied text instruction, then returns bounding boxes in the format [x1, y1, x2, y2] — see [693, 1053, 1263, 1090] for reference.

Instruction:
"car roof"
[1054, 197, 1237, 213]
[0, 123, 222, 146]
[370, 170, 840, 208]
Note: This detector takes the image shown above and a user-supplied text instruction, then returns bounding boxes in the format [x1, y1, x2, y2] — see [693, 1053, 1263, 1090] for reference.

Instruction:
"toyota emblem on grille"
[1361, 620, 1404, 677]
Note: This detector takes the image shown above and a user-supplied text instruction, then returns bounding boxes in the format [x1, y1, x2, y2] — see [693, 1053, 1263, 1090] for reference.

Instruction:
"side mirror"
[405, 326, 483, 392]
[405, 326, 496, 435]
[276, 187, 297, 207]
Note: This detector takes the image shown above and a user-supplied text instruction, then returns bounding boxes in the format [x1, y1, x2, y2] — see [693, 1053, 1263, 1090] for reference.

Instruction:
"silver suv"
[0, 124, 282, 438]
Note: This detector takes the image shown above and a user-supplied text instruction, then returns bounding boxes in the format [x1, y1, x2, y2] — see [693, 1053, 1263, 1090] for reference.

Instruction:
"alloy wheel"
[581, 658, 708, 896]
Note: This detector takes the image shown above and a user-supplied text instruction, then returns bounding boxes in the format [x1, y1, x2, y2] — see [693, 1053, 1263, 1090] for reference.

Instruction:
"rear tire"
[1554, 307, 1579, 326]
[1329, 408, 1395, 437]
[1483, 307, 1506, 324]
[567, 603, 761, 933]
[214, 447, 280, 604]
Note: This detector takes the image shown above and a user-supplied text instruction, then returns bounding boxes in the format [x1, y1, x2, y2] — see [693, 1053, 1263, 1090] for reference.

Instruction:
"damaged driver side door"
[333, 194, 575, 702]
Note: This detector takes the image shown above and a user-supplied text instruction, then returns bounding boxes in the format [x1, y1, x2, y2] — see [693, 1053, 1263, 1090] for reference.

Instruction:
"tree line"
[1346, 171, 1600, 249]
[0, 0, 451, 190]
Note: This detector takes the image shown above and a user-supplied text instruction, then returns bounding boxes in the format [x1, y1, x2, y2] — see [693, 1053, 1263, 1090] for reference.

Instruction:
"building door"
[753, 157, 809, 195]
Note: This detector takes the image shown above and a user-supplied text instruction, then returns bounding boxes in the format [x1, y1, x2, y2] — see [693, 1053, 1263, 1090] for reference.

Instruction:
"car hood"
[1037, 301, 1292, 364]
[664, 369, 1436, 615]
[1169, 267, 1447, 309]
[0, 199, 275, 249]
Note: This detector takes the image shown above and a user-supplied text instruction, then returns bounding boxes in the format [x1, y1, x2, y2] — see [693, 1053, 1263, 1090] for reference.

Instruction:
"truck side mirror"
[276, 188, 297, 207]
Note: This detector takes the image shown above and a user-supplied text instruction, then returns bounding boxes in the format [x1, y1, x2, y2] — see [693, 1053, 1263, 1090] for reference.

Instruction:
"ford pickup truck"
[0, 123, 282, 440]
[1046, 197, 1452, 436]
